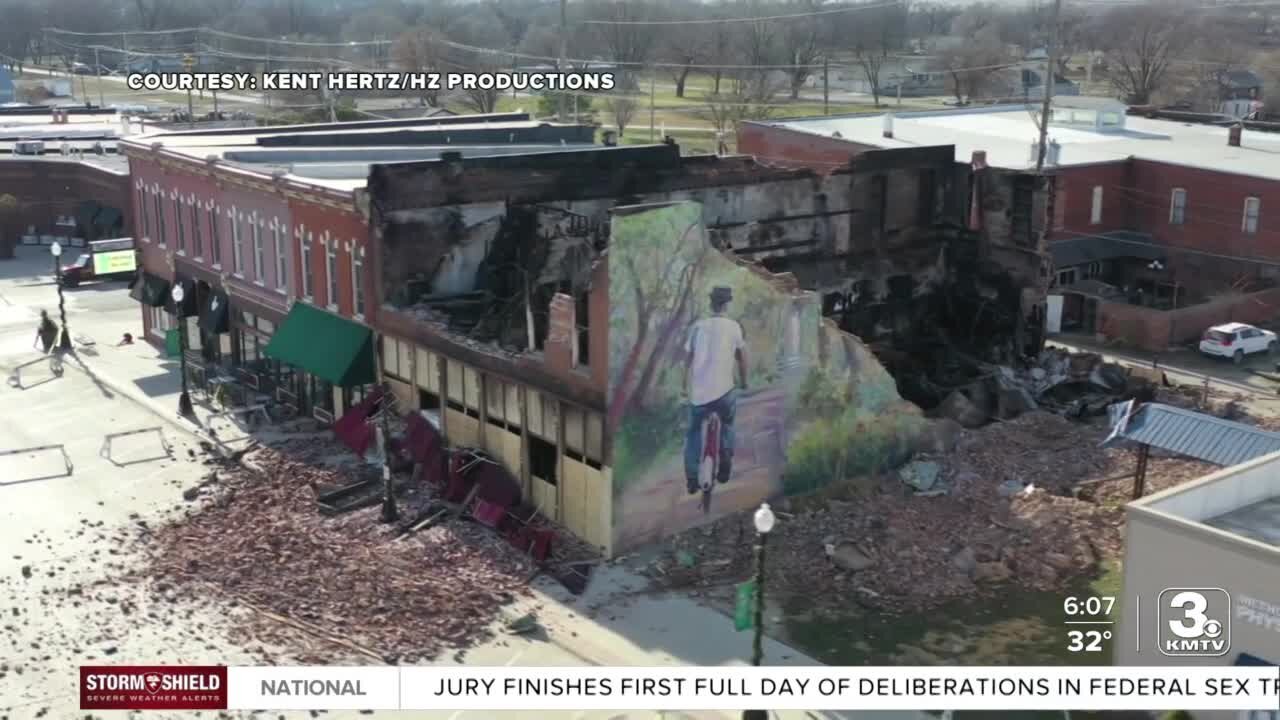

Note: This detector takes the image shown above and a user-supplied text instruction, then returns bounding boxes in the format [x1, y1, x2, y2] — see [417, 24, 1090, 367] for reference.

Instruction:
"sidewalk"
[64, 310, 924, 720]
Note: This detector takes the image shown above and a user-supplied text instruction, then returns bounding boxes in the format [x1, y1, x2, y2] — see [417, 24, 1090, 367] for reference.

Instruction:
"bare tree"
[778, 0, 823, 100]
[1095, 2, 1188, 105]
[1053, 6, 1090, 76]
[706, 16, 735, 95]
[842, 0, 910, 107]
[392, 28, 449, 106]
[936, 27, 1009, 104]
[132, 0, 171, 31]
[909, 1, 961, 48]
[700, 70, 785, 133]
[1164, 24, 1253, 111]
[662, 18, 706, 98]
[605, 71, 639, 135]
[585, 0, 659, 66]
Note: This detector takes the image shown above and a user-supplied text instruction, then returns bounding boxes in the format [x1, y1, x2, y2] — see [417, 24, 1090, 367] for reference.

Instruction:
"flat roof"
[1131, 448, 1280, 554]
[1205, 496, 1280, 547]
[0, 152, 128, 173]
[763, 104, 1280, 181]
[123, 118, 598, 192]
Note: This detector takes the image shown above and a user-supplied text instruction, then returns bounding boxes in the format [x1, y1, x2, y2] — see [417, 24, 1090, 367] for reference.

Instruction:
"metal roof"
[1105, 403, 1280, 466]
[1050, 231, 1166, 268]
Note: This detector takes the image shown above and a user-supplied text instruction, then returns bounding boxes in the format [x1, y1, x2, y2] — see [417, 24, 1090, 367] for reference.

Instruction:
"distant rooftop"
[121, 114, 599, 192]
[1132, 448, 1280, 552]
[757, 100, 1280, 181]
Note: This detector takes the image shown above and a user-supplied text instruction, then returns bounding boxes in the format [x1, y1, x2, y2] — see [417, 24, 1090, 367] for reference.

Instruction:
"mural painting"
[608, 201, 927, 550]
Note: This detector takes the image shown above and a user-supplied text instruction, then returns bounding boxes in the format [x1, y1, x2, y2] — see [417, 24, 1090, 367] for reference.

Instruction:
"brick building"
[739, 99, 1280, 346]
[366, 143, 1049, 553]
[120, 113, 595, 421]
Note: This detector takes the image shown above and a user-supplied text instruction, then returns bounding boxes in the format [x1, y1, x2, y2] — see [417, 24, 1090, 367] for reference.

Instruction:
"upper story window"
[230, 207, 244, 274]
[352, 245, 365, 319]
[1244, 197, 1261, 234]
[208, 204, 222, 266]
[300, 228, 314, 300]
[1090, 186, 1103, 225]
[272, 220, 288, 293]
[137, 184, 151, 241]
[323, 234, 338, 309]
[1169, 188, 1187, 225]
[190, 199, 202, 259]
[153, 189, 166, 246]
[174, 194, 186, 253]
[251, 213, 264, 282]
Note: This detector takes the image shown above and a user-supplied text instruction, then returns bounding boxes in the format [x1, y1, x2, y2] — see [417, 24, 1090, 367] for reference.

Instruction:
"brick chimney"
[1229, 123, 1243, 147]
[544, 293, 577, 371]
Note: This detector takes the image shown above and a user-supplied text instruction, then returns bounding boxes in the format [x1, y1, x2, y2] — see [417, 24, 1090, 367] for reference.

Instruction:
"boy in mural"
[684, 286, 748, 495]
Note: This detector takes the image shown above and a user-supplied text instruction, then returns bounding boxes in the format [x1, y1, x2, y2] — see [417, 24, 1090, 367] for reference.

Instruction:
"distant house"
[0, 68, 13, 105]
[1216, 69, 1265, 118]
[369, 106, 457, 120]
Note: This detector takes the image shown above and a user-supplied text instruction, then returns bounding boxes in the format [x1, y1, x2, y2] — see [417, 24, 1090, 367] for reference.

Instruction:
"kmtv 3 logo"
[1158, 588, 1231, 657]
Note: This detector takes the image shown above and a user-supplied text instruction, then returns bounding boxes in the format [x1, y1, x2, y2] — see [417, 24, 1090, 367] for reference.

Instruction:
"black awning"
[130, 272, 169, 308]
[198, 287, 230, 334]
[165, 276, 198, 317]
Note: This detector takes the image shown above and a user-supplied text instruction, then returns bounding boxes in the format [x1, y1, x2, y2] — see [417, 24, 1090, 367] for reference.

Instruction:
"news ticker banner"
[81, 665, 1280, 712]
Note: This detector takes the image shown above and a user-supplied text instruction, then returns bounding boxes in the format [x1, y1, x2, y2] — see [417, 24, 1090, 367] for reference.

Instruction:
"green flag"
[734, 580, 757, 632]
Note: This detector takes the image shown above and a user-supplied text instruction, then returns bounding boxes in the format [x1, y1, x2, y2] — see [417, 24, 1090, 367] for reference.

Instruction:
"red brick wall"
[1129, 159, 1280, 262]
[0, 161, 131, 256]
[287, 198, 371, 322]
[1097, 287, 1280, 351]
[736, 122, 880, 171]
[1050, 161, 1133, 241]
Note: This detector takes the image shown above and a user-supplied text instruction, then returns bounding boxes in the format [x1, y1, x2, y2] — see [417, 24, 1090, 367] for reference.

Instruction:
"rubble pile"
[142, 443, 533, 663]
[934, 349, 1151, 428]
[649, 411, 1215, 613]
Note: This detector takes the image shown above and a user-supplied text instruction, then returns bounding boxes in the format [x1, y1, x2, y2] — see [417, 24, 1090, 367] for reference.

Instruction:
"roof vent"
[882, 113, 894, 139]
[93, 142, 104, 156]
[1229, 123, 1243, 147]
[60, 142, 70, 156]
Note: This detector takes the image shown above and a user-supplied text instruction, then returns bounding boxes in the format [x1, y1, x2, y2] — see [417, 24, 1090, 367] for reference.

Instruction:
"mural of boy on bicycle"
[684, 286, 748, 499]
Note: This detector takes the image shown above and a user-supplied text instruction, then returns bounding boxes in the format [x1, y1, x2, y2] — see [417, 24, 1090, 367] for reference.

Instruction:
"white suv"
[1199, 323, 1278, 364]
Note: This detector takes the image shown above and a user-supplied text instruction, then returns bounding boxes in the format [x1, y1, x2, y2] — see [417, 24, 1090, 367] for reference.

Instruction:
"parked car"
[1199, 322, 1278, 364]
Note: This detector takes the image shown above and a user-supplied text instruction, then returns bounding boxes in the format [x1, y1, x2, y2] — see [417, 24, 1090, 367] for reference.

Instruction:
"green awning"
[263, 302, 375, 387]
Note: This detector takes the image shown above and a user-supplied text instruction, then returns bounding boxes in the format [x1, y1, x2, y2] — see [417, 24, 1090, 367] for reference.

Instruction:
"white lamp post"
[50, 241, 72, 351]
[171, 283, 194, 417]
[742, 503, 777, 720]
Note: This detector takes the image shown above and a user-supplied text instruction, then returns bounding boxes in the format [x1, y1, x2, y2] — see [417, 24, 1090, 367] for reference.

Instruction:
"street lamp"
[49, 242, 72, 351]
[742, 502, 776, 720]
[170, 283, 195, 418]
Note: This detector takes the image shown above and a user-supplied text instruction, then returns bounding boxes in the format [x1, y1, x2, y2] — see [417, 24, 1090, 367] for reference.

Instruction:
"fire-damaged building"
[365, 142, 1051, 553]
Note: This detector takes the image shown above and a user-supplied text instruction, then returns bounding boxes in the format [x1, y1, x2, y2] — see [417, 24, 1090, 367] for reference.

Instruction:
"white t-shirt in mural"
[686, 315, 744, 406]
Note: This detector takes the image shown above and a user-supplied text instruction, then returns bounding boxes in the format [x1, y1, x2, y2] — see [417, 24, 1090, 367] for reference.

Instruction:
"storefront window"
[312, 376, 335, 413]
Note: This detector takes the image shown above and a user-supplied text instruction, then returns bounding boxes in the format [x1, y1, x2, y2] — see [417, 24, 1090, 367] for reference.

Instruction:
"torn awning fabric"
[130, 272, 170, 308]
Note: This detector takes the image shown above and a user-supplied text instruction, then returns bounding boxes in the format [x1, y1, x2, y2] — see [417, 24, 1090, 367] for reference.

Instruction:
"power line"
[580, 0, 905, 26]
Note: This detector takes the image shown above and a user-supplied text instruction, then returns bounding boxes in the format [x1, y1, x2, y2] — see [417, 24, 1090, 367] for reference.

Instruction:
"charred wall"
[368, 145, 1048, 412]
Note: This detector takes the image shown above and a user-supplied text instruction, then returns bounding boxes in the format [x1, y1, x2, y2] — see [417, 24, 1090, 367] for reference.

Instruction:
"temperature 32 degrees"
[1063, 596, 1116, 653]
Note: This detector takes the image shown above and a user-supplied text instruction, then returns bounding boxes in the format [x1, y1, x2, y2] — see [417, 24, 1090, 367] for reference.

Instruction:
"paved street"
[0, 246, 911, 720]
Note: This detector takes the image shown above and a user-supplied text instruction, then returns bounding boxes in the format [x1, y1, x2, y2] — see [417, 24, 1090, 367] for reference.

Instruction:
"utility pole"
[93, 47, 104, 107]
[822, 57, 829, 115]
[183, 54, 196, 128]
[1034, 0, 1063, 174]
[557, 0, 568, 121]
[649, 71, 656, 142]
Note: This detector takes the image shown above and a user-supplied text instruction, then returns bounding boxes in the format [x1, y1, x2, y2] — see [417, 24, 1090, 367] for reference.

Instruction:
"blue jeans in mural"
[684, 389, 738, 494]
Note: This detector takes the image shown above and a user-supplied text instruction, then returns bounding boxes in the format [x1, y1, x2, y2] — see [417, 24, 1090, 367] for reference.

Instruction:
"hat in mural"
[710, 286, 733, 304]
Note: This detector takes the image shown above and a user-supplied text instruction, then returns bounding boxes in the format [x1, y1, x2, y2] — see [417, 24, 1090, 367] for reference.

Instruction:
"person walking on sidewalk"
[36, 310, 59, 354]
[683, 286, 748, 495]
